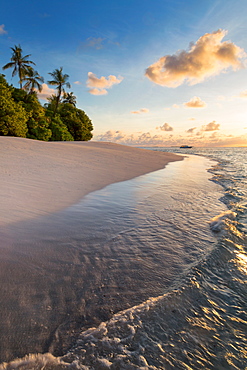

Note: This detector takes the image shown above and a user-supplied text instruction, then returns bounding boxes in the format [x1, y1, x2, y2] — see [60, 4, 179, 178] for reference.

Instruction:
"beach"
[1, 139, 246, 369]
[0, 137, 183, 226]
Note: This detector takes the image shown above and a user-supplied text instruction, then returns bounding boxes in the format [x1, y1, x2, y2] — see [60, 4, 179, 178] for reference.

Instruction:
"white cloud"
[0, 24, 7, 35]
[131, 108, 149, 114]
[80, 37, 105, 50]
[87, 72, 123, 95]
[184, 96, 207, 108]
[37, 83, 55, 100]
[74, 81, 82, 85]
[145, 29, 245, 87]
[157, 123, 174, 131]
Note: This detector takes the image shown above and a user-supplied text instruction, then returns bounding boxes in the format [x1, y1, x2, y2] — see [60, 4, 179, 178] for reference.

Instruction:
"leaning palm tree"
[23, 68, 44, 94]
[47, 67, 71, 115]
[2, 45, 35, 88]
[62, 92, 77, 106]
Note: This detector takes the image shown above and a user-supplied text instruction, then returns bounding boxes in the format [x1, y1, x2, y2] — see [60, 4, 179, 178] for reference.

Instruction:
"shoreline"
[0, 137, 183, 225]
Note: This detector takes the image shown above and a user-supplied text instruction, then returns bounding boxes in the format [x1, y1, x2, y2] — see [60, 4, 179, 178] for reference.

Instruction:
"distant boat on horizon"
[180, 145, 193, 149]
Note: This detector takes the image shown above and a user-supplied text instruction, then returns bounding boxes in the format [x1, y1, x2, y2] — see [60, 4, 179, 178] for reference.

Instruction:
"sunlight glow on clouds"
[239, 90, 247, 98]
[157, 123, 174, 131]
[202, 121, 220, 131]
[184, 96, 207, 108]
[95, 128, 247, 147]
[0, 24, 7, 35]
[37, 84, 55, 100]
[131, 108, 149, 114]
[186, 127, 197, 134]
[145, 29, 245, 87]
[87, 72, 123, 95]
[89, 88, 108, 96]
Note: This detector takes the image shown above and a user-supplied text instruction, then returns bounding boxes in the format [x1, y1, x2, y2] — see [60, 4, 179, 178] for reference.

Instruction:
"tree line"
[0, 45, 93, 141]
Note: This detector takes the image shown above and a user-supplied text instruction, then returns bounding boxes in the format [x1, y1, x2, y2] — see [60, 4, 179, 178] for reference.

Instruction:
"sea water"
[0, 148, 246, 369]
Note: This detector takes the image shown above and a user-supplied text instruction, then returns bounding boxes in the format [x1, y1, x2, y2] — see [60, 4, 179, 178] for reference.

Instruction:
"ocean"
[0, 147, 246, 369]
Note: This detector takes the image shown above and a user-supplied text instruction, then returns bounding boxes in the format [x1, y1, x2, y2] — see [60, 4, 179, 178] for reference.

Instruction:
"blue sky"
[1, 0, 247, 146]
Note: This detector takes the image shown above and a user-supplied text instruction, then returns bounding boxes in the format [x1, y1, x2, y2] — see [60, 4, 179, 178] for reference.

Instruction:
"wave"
[210, 210, 237, 233]
[2, 226, 246, 369]
[1, 150, 247, 369]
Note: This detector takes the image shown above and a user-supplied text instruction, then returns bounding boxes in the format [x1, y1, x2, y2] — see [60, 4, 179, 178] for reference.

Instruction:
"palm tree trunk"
[18, 62, 22, 89]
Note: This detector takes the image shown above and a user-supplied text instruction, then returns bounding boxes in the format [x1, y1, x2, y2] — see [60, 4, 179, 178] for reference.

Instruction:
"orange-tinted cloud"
[239, 90, 247, 98]
[184, 96, 207, 108]
[37, 83, 55, 100]
[145, 29, 245, 87]
[201, 120, 220, 131]
[97, 130, 170, 146]
[89, 88, 108, 96]
[131, 108, 149, 114]
[157, 123, 174, 131]
[0, 24, 7, 35]
[87, 72, 123, 95]
[186, 127, 197, 134]
[96, 130, 247, 147]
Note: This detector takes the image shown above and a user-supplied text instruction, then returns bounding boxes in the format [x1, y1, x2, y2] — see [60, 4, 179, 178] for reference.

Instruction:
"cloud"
[157, 123, 174, 131]
[184, 96, 207, 108]
[89, 88, 108, 96]
[74, 81, 82, 85]
[239, 90, 247, 98]
[186, 127, 197, 134]
[131, 108, 149, 114]
[80, 37, 105, 50]
[145, 29, 245, 87]
[96, 130, 170, 146]
[95, 129, 247, 147]
[0, 24, 7, 35]
[201, 120, 220, 131]
[87, 72, 123, 95]
[37, 84, 55, 100]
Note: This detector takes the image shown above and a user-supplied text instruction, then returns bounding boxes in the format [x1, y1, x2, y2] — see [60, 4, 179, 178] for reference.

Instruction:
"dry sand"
[0, 137, 183, 225]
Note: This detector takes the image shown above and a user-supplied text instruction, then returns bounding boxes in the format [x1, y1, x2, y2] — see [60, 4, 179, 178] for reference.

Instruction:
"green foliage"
[47, 67, 71, 115]
[58, 103, 93, 141]
[0, 54, 94, 142]
[0, 75, 28, 137]
[23, 69, 44, 94]
[48, 114, 74, 141]
[2, 45, 35, 88]
[62, 92, 76, 106]
[11, 87, 52, 141]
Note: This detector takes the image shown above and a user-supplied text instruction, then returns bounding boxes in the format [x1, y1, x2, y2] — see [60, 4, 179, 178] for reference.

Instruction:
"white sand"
[0, 137, 183, 225]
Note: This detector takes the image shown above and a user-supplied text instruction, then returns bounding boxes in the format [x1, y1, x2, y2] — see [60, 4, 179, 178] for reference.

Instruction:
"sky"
[1, 0, 247, 147]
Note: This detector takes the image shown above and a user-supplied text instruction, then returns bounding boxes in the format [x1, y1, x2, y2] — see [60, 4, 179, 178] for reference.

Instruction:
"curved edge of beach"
[0, 137, 183, 225]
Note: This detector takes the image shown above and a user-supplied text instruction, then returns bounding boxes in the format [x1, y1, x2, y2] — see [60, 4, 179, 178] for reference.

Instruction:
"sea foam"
[210, 210, 237, 232]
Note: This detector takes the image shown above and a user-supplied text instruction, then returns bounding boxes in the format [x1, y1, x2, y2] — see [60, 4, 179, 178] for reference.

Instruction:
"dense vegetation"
[0, 45, 93, 141]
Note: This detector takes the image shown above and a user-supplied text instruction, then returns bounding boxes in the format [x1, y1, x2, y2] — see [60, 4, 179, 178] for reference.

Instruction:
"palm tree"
[2, 45, 35, 88]
[47, 67, 71, 114]
[62, 92, 77, 106]
[23, 68, 44, 94]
